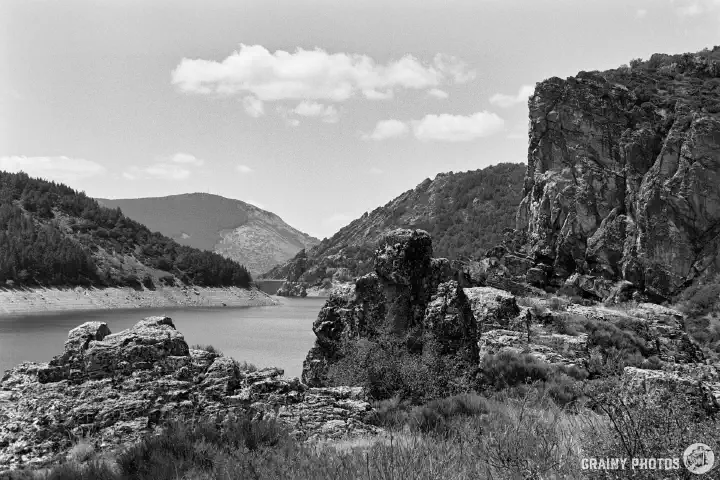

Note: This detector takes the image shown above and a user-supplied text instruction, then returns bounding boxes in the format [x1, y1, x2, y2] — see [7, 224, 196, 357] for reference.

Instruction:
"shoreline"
[0, 285, 279, 316]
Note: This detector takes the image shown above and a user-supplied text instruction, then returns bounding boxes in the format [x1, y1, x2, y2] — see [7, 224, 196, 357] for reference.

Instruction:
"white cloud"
[363, 89, 394, 100]
[127, 164, 191, 181]
[292, 101, 339, 123]
[427, 88, 449, 99]
[0, 155, 106, 183]
[170, 152, 204, 166]
[322, 213, 355, 230]
[489, 85, 535, 108]
[171, 45, 475, 103]
[636, 8, 648, 18]
[369, 167, 384, 175]
[412, 111, 505, 142]
[362, 119, 409, 140]
[672, 0, 720, 16]
[123, 153, 205, 181]
[242, 96, 265, 117]
[236, 164, 253, 174]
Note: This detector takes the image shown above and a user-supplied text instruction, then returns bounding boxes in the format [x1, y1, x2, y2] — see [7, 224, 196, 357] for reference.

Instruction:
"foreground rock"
[0, 317, 380, 471]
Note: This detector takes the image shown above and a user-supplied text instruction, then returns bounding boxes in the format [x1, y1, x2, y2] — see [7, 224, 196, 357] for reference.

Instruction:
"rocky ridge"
[0, 317, 379, 472]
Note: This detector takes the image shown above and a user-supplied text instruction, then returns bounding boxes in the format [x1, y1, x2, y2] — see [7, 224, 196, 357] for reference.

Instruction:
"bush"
[480, 351, 550, 390]
[326, 329, 476, 403]
[190, 344, 223, 356]
[583, 379, 720, 479]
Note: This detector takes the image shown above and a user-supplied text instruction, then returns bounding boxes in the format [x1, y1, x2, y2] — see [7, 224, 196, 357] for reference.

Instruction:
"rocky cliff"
[98, 193, 320, 276]
[0, 317, 378, 471]
[514, 48, 720, 300]
[262, 163, 525, 295]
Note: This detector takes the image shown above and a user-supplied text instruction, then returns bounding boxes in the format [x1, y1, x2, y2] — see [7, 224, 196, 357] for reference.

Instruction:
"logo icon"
[684, 443, 715, 475]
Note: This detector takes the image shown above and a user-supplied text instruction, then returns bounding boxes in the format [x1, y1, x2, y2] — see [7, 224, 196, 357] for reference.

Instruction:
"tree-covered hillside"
[0, 171, 252, 288]
[262, 162, 526, 286]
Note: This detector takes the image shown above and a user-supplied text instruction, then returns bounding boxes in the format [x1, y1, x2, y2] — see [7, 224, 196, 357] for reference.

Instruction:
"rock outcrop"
[0, 317, 379, 471]
[302, 229, 476, 385]
[514, 51, 720, 300]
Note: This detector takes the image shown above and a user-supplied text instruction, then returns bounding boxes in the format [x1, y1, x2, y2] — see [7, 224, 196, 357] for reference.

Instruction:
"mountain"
[507, 46, 720, 301]
[0, 172, 252, 288]
[261, 162, 526, 291]
[97, 193, 320, 275]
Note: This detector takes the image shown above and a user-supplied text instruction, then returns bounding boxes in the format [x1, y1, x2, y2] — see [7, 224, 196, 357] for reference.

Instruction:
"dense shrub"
[326, 331, 476, 402]
[480, 351, 550, 390]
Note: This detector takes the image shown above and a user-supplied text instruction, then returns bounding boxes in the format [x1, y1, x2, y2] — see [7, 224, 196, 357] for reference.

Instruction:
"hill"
[261, 162, 526, 291]
[97, 194, 319, 276]
[0, 172, 252, 289]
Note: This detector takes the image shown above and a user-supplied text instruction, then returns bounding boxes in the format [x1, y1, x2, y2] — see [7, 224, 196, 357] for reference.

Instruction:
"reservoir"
[0, 297, 325, 379]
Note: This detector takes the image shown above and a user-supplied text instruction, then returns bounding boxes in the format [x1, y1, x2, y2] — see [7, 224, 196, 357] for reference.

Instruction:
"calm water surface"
[0, 297, 325, 379]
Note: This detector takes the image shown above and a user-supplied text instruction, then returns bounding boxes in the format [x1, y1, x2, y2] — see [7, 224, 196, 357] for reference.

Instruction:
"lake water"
[0, 297, 326, 379]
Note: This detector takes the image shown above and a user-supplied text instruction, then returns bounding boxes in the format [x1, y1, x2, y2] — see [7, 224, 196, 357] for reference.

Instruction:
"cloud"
[636, 8, 648, 18]
[369, 167, 384, 175]
[170, 152, 204, 166]
[362, 119, 409, 140]
[292, 101, 339, 123]
[322, 213, 355, 231]
[412, 111, 505, 142]
[672, 0, 720, 16]
[127, 164, 191, 180]
[427, 88, 449, 99]
[0, 155, 106, 183]
[242, 96, 265, 117]
[171, 45, 475, 104]
[489, 85, 535, 108]
[236, 164, 253, 174]
[123, 152, 205, 181]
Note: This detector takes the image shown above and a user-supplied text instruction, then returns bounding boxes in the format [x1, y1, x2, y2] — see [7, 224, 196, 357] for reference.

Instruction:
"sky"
[1, 0, 719, 239]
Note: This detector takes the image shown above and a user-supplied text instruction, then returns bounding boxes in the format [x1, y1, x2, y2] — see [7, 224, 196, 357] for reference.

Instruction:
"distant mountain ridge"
[262, 163, 526, 291]
[97, 193, 320, 275]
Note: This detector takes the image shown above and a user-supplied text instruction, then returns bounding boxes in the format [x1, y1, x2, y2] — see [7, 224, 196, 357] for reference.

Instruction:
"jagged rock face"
[302, 273, 387, 386]
[375, 229, 433, 332]
[0, 317, 380, 471]
[517, 61, 720, 300]
[423, 281, 478, 361]
[301, 229, 471, 386]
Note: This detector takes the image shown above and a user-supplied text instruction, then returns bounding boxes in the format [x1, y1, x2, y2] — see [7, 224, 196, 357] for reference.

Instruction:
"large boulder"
[463, 286, 521, 332]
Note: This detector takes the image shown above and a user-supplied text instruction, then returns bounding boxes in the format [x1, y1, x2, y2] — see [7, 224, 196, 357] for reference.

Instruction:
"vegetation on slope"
[0, 171, 252, 288]
[262, 162, 526, 285]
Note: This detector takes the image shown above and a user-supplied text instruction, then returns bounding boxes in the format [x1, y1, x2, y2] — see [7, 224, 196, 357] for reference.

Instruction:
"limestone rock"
[463, 287, 521, 331]
[423, 281, 479, 360]
[0, 317, 380, 472]
[623, 365, 720, 413]
[374, 229, 433, 332]
[515, 62, 720, 300]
